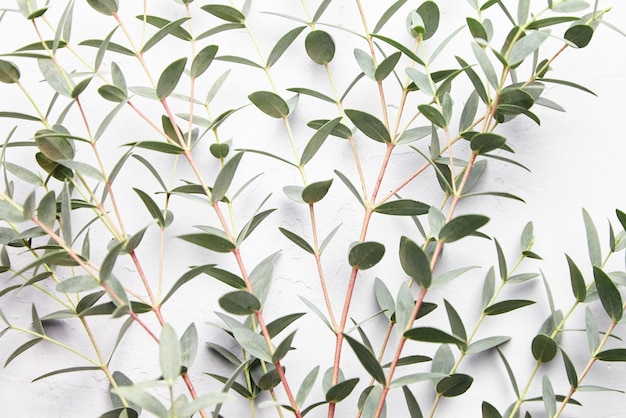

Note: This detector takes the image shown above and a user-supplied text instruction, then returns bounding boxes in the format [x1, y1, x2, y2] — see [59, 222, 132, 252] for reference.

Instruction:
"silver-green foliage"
[0, 1, 624, 418]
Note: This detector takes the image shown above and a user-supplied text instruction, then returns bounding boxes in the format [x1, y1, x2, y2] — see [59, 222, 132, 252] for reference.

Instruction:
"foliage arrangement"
[0, 0, 625, 417]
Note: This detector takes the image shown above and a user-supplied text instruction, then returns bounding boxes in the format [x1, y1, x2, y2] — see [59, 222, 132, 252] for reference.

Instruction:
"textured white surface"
[0, 1, 626, 417]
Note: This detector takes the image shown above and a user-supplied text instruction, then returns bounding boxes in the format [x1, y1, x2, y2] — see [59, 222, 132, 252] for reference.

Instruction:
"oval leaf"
[439, 215, 489, 243]
[249, 91, 289, 118]
[305, 30, 335, 65]
[470, 133, 506, 154]
[345, 109, 391, 143]
[219, 291, 261, 315]
[326, 377, 360, 403]
[0, 59, 20, 83]
[348, 241, 385, 270]
[301, 179, 333, 204]
[436, 374, 473, 397]
[593, 266, 623, 322]
[531, 334, 558, 363]
[156, 58, 187, 99]
[399, 236, 432, 288]
[404, 327, 465, 345]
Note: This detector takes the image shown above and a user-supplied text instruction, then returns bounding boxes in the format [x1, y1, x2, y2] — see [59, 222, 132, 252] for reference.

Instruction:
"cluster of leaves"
[0, 0, 625, 417]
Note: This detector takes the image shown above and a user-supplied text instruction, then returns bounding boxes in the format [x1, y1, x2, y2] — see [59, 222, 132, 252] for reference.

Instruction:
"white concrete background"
[1, 1, 626, 417]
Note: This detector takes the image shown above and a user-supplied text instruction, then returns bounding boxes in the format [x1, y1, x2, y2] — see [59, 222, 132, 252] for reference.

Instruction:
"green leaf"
[178, 232, 235, 253]
[344, 334, 386, 384]
[373, 0, 408, 33]
[139, 15, 192, 41]
[272, 330, 297, 362]
[406, 68, 435, 96]
[177, 393, 228, 417]
[334, 170, 364, 206]
[551, 0, 590, 12]
[56, 275, 100, 293]
[279, 227, 314, 254]
[484, 300, 535, 315]
[595, 348, 626, 362]
[100, 242, 123, 282]
[0, 59, 20, 83]
[36, 190, 56, 229]
[355, 48, 376, 79]
[288, 88, 335, 103]
[561, 348, 578, 388]
[399, 236, 431, 288]
[456, 56, 488, 104]
[542, 375, 556, 417]
[466, 17, 488, 41]
[418, 104, 447, 129]
[210, 143, 230, 159]
[375, 278, 396, 321]
[508, 30, 549, 65]
[583, 208, 602, 266]
[466, 336, 510, 354]
[348, 241, 385, 270]
[32, 366, 102, 383]
[86, 0, 118, 16]
[482, 401, 503, 418]
[305, 30, 335, 65]
[439, 215, 489, 243]
[35, 129, 74, 161]
[191, 44, 218, 78]
[345, 109, 391, 143]
[402, 386, 423, 418]
[471, 133, 506, 154]
[436, 374, 473, 397]
[133, 188, 165, 227]
[126, 141, 184, 155]
[416, 1, 440, 40]
[160, 323, 181, 385]
[38, 58, 73, 97]
[249, 253, 276, 305]
[326, 377, 359, 403]
[444, 299, 467, 344]
[299, 296, 334, 332]
[593, 266, 622, 322]
[266, 313, 306, 339]
[374, 200, 430, 216]
[301, 117, 342, 165]
[111, 386, 167, 418]
[232, 327, 272, 363]
[404, 327, 465, 345]
[370, 34, 425, 65]
[212, 152, 244, 204]
[180, 323, 198, 368]
[219, 291, 260, 315]
[531, 334, 558, 363]
[156, 57, 187, 99]
[201, 4, 245, 23]
[141, 17, 191, 54]
[395, 282, 414, 333]
[237, 208, 276, 245]
[526, 16, 579, 29]
[375, 52, 402, 82]
[302, 179, 333, 203]
[565, 254, 586, 302]
[267, 26, 306, 67]
[5, 338, 43, 367]
[297, 365, 319, 406]
[249, 91, 289, 118]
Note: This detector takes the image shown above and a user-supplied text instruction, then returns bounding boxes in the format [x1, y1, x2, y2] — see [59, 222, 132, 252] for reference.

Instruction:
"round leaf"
[348, 241, 385, 270]
[219, 291, 261, 315]
[35, 130, 75, 161]
[416, 1, 440, 40]
[531, 334, 557, 363]
[305, 30, 335, 65]
[210, 143, 230, 159]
